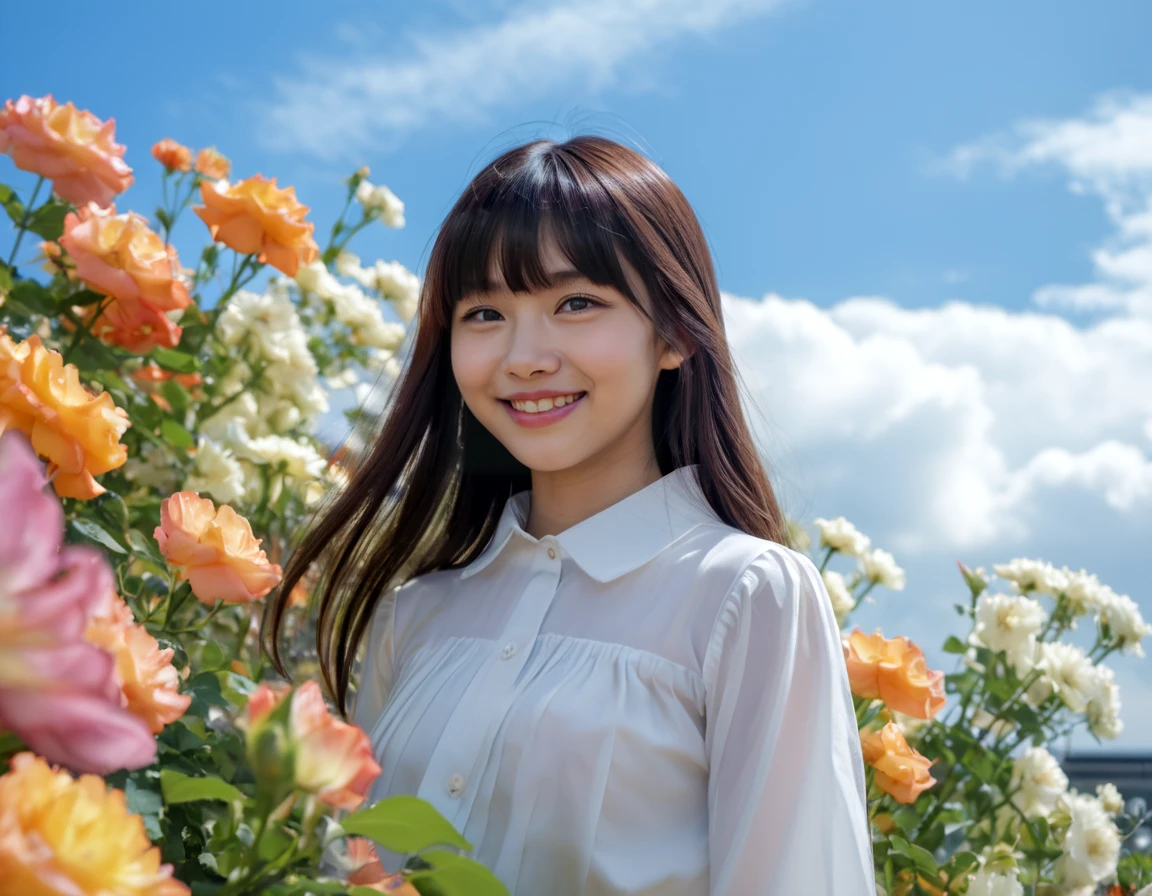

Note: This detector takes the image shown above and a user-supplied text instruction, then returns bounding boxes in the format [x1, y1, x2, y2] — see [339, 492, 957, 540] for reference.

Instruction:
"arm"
[703, 546, 875, 895]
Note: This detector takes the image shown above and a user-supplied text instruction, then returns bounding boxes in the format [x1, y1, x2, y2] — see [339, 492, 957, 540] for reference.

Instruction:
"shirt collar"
[460, 464, 722, 583]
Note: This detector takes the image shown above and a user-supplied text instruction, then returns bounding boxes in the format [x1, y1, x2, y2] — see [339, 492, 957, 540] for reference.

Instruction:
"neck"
[524, 438, 663, 538]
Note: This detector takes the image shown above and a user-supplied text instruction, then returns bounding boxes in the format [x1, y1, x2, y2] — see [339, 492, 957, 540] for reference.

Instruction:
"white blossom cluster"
[1006, 747, 1123, 892]
[809, 516, 905, 622]
[994, 558, 1151, 656]
[191, 285, 331, 506]
[354, 178, 405, 228]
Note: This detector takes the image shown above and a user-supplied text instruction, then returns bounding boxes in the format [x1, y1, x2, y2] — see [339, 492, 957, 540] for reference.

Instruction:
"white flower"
[1095, 782, 1125, 816]
[121, 442, 179, 491]
[812, 516, 871, 557]
[968, 592, 1048, 675]
[860, 548, 905, 590]
[1084, 664, 1123, 740]
[993, 558, 1070, 597]
[1010, 746, 1068, 818]
[294, 260, 343, 301]
[1027, 641, 1098, 712]
[1056, 790, 1121, 889]
[822, 569, 855, 621]
[355, 180, 405, 228]
[1096, 586, 1151, 657]
[971, 707, 1016, 738]
[232, 434, 327, 480]
[965, 866, 1023, 896]
[329, 284, 408, 351]
[184, 437, 247, 505]
[326, 367, 361, 389]
[335, 250, 363, 279]
[370, 260, 420, 322]
[1060, 566, 1106, 617]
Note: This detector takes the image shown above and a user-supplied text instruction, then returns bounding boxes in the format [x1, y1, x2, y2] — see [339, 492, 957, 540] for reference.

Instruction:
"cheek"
[450, 332, 494, 400]
[572, 318, 658, 387]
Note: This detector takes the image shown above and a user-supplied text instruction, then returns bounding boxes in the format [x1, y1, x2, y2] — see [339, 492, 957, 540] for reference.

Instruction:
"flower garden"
[0, 92, 1150, 895]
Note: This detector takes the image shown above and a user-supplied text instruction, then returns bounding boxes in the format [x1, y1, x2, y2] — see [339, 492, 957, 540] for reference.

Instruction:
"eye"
[559, 294, 603, 314]
[460, 307, 503, 323]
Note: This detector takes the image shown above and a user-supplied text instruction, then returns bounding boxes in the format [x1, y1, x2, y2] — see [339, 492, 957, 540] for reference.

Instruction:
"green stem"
[208, 253, 263, 328]
[6, 176, 45, 268]
[61, 297, 110, 363]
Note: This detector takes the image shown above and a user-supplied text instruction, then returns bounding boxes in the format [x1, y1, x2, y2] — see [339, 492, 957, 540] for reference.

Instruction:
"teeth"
[510, 393, 582, 413]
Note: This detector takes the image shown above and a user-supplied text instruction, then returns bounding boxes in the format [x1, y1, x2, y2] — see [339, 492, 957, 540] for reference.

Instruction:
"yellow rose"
[0, 753, 189, 895]
[0, 330, 129, 499]
[0, 94, 133, 208]
[194, 174, 319, 276]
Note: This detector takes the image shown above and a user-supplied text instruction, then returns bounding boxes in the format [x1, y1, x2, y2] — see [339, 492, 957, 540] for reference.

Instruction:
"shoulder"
[700, 536, 833, 679]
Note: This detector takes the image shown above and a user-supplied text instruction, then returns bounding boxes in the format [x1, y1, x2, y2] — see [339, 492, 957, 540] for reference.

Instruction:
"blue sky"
[5, 0, 1152, 751]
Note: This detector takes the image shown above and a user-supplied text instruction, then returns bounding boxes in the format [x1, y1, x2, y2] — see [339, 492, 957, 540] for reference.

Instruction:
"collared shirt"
[352, 464, 875, 895]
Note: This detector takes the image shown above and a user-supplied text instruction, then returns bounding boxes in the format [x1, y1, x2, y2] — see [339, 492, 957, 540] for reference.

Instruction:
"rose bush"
[0, 90, 1149, 895]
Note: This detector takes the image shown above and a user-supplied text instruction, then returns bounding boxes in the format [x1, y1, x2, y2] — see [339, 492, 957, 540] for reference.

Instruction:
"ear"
[658, 335, 694, 371]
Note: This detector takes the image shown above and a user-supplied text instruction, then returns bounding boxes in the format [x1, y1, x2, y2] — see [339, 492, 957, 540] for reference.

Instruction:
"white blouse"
[352, 464, 875, 895]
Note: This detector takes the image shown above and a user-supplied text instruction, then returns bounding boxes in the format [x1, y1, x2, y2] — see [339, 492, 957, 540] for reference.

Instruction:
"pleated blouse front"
[351, 465, 875, 895]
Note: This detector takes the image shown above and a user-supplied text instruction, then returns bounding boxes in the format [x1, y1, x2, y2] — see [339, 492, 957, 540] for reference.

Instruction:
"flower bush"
[0, 90, 1149, 895]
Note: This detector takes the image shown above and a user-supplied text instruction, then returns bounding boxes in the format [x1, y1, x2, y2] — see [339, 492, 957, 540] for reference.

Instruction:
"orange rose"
[345, 838, 420, 894]
[0, 94, 133, 208]
[0, 753, 189, 896]
[195, 147, 231, 179]
[245, 680, 382, 810]
[85, 591, 191, 734]
[130, 362, 203, 389]
[72, 297, 184, 355]
[843, 628, 946, 721]
[59, 203, 191, 312]
[151, 138, 192, 173]
[154, 491, 283, 605]
[194, 174, 319, 276]
[860, 721, 936, 804]
[0, 330, 129, 499]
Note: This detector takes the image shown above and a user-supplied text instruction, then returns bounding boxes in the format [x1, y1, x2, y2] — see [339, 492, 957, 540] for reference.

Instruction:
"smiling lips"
[502, 391, 587, 427]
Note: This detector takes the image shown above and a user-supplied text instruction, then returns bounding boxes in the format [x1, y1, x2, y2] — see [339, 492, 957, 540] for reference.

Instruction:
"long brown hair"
[262, 135, 789, 714]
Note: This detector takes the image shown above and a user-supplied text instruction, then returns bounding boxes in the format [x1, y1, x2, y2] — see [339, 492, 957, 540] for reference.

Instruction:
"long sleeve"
[702, 546, 875, 895]
[350, 586, 399, 735]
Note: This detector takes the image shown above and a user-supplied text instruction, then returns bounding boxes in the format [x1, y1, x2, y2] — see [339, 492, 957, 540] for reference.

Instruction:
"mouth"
[499, 391, 587, 427]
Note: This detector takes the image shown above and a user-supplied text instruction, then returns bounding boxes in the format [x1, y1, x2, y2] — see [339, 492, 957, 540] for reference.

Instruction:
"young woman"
[264, 136, 875, 894]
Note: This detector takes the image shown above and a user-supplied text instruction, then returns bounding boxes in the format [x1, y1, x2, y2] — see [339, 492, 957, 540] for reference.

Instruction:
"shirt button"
[447, 773, 465, 798]
[502, 641, 517, 659]
[547, 547, 557, 559]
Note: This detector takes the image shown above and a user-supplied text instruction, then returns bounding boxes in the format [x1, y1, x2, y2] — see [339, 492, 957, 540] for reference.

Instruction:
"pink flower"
[0, 95, 133, 209]
[0, 431, 155, 774]
[245, 680, 381, 810]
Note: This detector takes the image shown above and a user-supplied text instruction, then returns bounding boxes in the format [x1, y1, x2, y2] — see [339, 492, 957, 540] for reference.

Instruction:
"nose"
[502, 316, 561, 380]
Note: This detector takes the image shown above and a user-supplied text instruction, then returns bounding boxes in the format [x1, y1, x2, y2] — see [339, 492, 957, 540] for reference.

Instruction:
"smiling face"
[450, 233, 683, 477]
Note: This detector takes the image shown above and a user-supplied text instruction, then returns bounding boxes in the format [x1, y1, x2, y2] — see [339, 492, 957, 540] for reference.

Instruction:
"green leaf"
[150, 347, 199, 373]
[160, 769, 246, 805]
[155, 207, 173, 231]
[407, 849, 510, 896]
[161, 418, 195, 449]
[10, 278, 57, 315]
[27, 201, 69, 241]
[942, 635, 967, 654]
[69, 518, 128, 554]
[0, 183, 25, 226]
[342, 795, 472, 854]
[128, 527, 167, 565]
[0, 263, 13, 293]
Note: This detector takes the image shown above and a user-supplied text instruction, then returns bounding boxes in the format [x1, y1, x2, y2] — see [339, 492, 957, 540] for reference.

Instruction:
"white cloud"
[258, 0, 801, 159]
[724, 91, 1152, 747]
[929, 91, 1152, 319]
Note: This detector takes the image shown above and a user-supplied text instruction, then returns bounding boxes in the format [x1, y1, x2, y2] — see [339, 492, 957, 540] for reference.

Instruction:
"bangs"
[432, 145, 645, 320]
